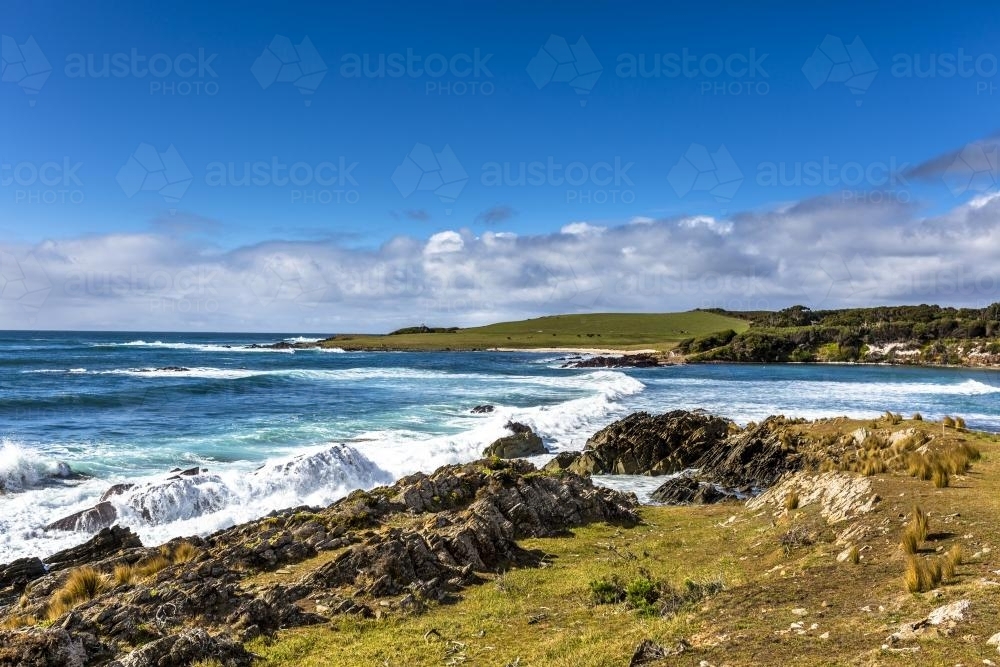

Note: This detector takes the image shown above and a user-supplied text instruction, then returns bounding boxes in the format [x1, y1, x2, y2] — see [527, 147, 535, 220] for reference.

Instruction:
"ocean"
[2, 330, 1000, 563]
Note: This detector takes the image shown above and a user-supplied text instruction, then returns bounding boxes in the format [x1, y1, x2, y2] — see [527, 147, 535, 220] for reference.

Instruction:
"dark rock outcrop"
[483, 421, 546, 459]
[649, 475, 736, 505]
[471, 405, 494, 414]
[564, 353, 660, 369]
[46, 502, 117, 533]
[43, 526, 142, 571]
[569, 410, 733, 475]
[115, 628, 252, 667]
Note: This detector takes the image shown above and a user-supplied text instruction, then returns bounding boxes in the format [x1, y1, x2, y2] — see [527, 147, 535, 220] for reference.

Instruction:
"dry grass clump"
[942, 416, 956, 428]
[911, 412, 923, 421]
[134, 554, 172, 579]
[846, 545, 860, 565]
[941, 545, 963, 580]
[47, 566, 109, 620]
[784, 489, 800, 511]
[901, 506, 929, 555]
[170, 541, 198, 564]
[932, 467, 950, 488]
[883, 411, 903, 425]
[113, 563, 136, 586]
[0, 614, 37, 629]
[954, 416, 967, 430]
[904, 556, 943, 593]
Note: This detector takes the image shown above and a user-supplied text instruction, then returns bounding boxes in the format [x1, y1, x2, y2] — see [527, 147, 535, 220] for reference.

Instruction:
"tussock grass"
[847, 545, 860, 565]
[784, 489, 800, 511]
[47, 566, 109, 620]
[134, 555, 172, 579]
[932, 467, 950, 488]
[0, 614, 37, 629]
[171, 541, 198, 564]
[909, 506, 929, 542]
[911, 412, 923, 421]
[904, 556, 942, 593]
[942, 545, 963, 580]
[113, 563, 136, 586]
[942, 416, 956, 428]
[900, 530, 919, 555]
[955, 416, 967, 430]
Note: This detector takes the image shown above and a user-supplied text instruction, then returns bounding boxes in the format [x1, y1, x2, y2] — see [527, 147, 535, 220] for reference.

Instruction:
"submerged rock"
[471, 405, 495, 414]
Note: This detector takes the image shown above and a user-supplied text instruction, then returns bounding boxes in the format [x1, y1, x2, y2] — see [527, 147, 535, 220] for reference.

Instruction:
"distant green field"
[320, 311, 749, 352]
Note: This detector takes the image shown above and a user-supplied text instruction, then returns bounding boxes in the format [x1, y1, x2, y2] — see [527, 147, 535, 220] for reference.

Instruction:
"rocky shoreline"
[0, 408, 981, 665]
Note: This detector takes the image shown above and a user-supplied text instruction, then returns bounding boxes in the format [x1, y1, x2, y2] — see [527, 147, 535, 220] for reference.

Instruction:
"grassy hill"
[320, 311, 749, 352]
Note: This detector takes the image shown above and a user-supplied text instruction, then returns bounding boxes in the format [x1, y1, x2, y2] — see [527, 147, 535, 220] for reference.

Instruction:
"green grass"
[320, 311, 749, 352]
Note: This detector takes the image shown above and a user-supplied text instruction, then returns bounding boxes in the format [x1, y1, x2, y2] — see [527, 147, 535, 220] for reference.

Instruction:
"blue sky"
[2, 1, 1000, 330]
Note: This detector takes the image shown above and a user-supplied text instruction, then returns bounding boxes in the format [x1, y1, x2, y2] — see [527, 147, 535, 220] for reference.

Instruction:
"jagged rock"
[0, 558, 47, 606]
[571, 410, 732, 476]
[695, 417, 801, 491]
[650, 475, 735, 505]
[46, 502, 118, 532]
[99, 483, 135, 502]
[483, 421, 545, 459]
[43, 526, 142, 571]
[117, 628, 252, 667]
[0, 628, 107, 667]
[471, 405, 495, 414]
[3, 459, 636, 665]
[542, 452, 580, 473]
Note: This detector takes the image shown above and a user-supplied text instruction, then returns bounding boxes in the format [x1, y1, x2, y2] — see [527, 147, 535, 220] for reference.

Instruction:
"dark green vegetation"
[321, 311, 750, 352]
[688, 304, 1000, 365]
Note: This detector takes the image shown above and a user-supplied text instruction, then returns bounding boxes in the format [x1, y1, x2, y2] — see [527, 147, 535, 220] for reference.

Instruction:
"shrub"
[47, 566, 109, 620]
[625, 576, 660, 615]
[589, 577, 626, 605]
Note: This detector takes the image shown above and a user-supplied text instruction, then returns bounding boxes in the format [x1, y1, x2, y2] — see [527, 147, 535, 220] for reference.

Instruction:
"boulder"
[483, 421, 546, 459]
[542, 452, 580, 473]
[471, 405, 495, 414]
[0, 628, 104, 667]
[696, 417, 801, 490]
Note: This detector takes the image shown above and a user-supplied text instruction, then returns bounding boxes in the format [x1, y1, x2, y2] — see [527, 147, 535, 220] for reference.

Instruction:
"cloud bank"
[2, 191, 999, 332]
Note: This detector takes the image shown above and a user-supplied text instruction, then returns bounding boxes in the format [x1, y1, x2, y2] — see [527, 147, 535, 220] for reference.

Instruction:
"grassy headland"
[318, 311, 749, 353]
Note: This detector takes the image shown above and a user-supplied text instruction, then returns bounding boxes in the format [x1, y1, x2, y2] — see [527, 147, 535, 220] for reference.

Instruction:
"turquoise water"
[2, 330, 999, 561]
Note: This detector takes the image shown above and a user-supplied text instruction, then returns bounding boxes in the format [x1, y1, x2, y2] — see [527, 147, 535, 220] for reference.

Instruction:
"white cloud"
[560, 222, 606, 236]
[3, 193, 1000, 332]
